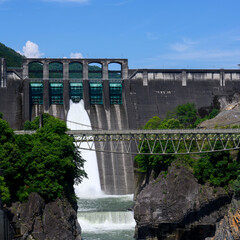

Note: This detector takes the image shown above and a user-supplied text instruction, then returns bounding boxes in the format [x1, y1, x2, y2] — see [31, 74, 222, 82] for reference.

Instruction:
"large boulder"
[10, 192, 81, 240]
[134, 163, 231, 240]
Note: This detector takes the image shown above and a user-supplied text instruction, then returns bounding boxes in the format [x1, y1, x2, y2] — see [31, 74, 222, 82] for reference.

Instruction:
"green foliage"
[175, 103, 197, 127]
[233, 173, 240, 196]
[0, 112, 3, 119]
[166, 103, 199, 127]
[0, 176, 10, 204]
[0, 114, 87, 204]
[0, 119, 23, 203]
[208, 109, 220, 119]
[23, 116, 40, 130]
[194, 108, 220, 127]
[0, 118, 14, 144]
[135, 116, 183, 178]
[0, 42, 24, 67]
[159, 118, 183, 129]
[193, 149, 240, 188]
[143, 116, 183, 130]
[143, 116, 161, 129]
[135, 103, 239, 191]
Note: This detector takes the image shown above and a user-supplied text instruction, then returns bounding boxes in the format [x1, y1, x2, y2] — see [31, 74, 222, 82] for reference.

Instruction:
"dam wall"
[1, 58, 240, 194]
[125, 69, 240, 129]
[0, 58, 23, 129]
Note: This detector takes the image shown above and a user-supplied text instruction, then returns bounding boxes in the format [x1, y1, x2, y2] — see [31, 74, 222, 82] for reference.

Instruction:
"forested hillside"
[0, 42, 24, 67]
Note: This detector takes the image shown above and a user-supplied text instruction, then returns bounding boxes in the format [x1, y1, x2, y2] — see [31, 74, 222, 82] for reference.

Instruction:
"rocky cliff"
[134, 163, 231, 240]
[9, 192, 81, 240]
[205, 198, 240, 240]
[199, 99, 240, 129]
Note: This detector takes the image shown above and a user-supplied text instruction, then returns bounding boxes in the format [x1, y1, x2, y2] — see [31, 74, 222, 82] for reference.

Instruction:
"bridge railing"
[67, 129, 240, 155]
[15, 129, 240, 155]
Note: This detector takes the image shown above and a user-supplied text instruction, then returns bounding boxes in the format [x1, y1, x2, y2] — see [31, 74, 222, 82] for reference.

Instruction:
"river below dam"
[67, 100, 136, 240]
[77, 196, 135, 240]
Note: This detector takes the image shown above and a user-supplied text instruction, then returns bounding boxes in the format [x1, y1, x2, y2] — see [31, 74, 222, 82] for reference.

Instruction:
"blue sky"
[0, 0, 240, 69]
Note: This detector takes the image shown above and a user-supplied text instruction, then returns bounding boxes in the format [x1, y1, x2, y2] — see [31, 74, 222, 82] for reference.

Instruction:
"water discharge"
[67, 100, 135, 239]
[67, 100, 103, 198]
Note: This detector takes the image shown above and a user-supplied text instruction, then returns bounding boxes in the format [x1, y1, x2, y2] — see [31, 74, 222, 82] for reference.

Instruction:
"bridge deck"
[66, 129, 240, 135]
[14, 129, 240, 155]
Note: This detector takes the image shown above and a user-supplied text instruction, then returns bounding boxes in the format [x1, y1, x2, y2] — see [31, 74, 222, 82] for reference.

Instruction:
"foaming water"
[67, 100, 135, 239]
[77, 195, 135, 237]
[78, 211, 135, 232]
[67, 100, 103, 198]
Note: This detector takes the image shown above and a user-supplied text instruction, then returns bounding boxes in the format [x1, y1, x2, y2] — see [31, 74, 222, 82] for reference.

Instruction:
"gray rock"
[205, 198, 240, 240]
[134, 163, 231, 240]
[199, 101, 240, 129]
[10, 192, 81, 240]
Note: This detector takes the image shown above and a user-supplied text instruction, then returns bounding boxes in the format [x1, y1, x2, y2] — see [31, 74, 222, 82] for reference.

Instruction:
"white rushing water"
[67, 100, 103, 198]
[78, 211, 135, 232]
[67, 100, 135, 239]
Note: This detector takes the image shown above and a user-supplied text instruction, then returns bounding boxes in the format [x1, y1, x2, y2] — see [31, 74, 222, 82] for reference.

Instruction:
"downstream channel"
[67, 100, 135, 240]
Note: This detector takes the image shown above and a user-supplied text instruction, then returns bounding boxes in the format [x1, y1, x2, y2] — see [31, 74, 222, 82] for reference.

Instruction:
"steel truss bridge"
[65, 129, 240, 155]
[15, 129, 240, 155]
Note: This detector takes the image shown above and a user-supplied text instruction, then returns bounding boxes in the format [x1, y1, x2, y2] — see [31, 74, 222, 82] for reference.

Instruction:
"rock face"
[10, 192, 81, 240]
[134, 163, 231, 240]
[206, 198, 240, 240]
[199, 101, 240, 129]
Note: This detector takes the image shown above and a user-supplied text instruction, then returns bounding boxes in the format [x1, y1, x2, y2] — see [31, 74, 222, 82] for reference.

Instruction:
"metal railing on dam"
[15, 129, 240, 155]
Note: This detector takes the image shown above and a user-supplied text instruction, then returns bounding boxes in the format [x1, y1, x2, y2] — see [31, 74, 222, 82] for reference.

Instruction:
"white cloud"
[22, 41, 44, 58]
[171, 38, 197, 52]
[70, 52, 83, 58]
[43, 0, 89, 3]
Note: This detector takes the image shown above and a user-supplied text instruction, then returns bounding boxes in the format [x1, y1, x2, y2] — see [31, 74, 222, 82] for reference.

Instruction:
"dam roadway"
[15, 128, 240, 155]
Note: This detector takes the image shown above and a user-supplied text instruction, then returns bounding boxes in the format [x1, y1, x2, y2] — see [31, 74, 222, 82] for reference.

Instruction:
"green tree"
[193, 146, 240, 188]
[0, 176, 10, 204]
[144, 116, 161, 129]
[135, 117, 183, 178]
[18, 114, 87, 202]
[0, 113, 87, 204]
[0, 118, 24, 202]
[175, 103, 197, 127]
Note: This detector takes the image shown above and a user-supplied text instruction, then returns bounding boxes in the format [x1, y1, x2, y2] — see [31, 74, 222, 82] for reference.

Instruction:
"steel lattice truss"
[67, 129, 240, 155]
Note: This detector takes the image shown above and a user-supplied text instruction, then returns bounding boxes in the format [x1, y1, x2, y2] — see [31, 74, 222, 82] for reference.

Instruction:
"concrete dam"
[1, 57, 240, 195]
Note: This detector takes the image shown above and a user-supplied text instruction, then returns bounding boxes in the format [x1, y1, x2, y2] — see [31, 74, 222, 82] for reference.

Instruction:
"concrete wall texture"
[1, 58, 240, 194]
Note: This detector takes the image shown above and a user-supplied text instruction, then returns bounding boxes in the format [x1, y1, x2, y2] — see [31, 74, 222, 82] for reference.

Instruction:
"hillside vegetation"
[0, 42, 24, 67]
